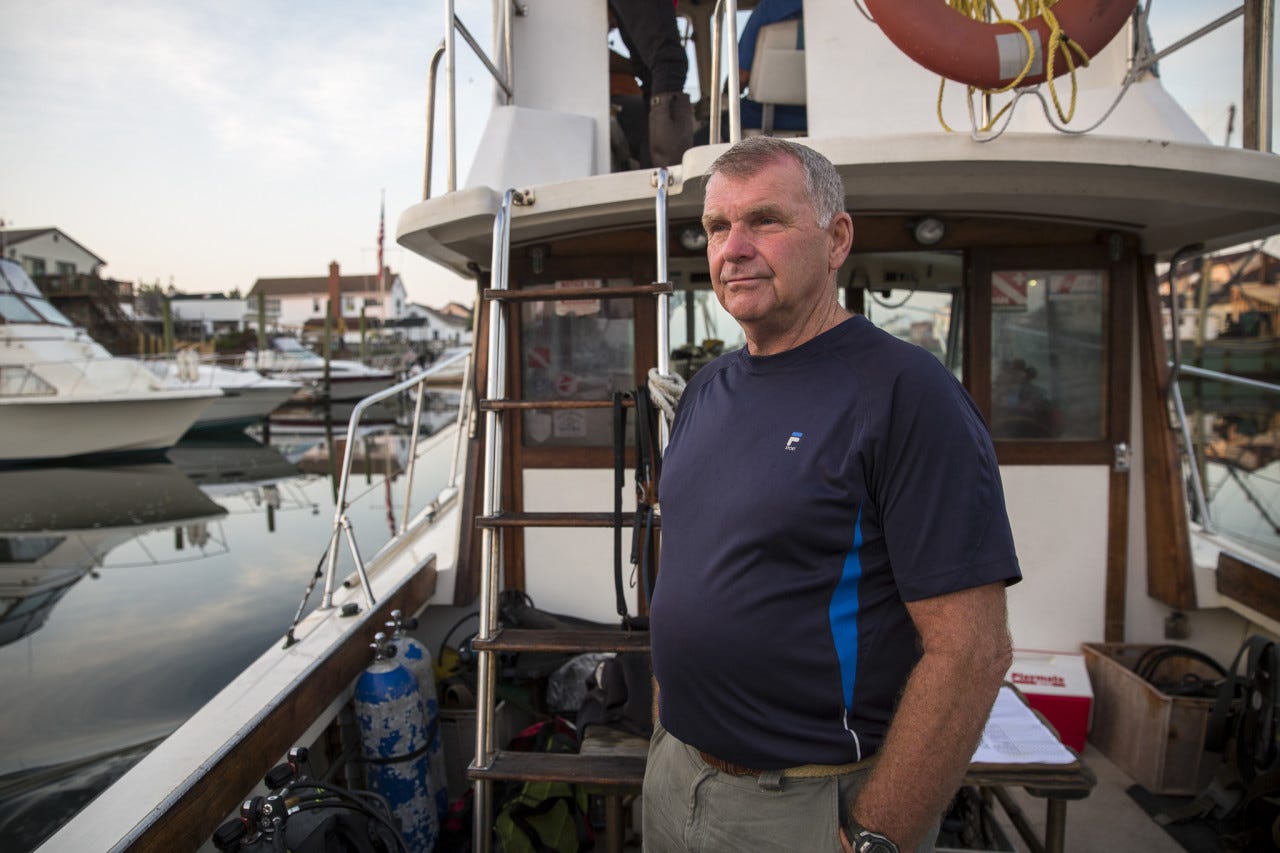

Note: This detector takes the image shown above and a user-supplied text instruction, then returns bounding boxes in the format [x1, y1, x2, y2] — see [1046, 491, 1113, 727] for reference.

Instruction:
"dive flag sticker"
[785, 432, 803, 451]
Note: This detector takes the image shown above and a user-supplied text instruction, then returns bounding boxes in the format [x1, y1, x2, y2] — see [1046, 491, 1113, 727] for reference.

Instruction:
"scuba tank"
[354, 632, 439, 853]
[386, 609, 449, 825]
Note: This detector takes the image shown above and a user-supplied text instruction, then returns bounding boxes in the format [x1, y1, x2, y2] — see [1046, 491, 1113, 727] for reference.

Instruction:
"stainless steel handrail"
[709, 0, 742, 147]
[424, 2, 518, 199]
[473, 188, 520, 853]
[654, 166, 673, 451]
[318, 348, 472, 610]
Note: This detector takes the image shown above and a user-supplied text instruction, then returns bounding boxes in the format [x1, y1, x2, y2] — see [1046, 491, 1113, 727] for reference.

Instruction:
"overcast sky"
[1, 1, 1271, 308]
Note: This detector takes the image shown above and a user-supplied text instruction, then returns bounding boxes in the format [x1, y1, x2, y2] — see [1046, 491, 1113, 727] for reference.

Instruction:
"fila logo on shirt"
[785, 432, 803, 451]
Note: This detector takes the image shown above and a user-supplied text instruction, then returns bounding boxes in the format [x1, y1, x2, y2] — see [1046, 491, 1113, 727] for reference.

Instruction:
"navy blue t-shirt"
[650, 316, 1021, 769]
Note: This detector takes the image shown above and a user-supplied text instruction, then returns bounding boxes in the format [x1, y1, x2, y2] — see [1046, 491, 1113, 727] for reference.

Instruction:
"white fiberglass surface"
[1001, 464, 1111, 651]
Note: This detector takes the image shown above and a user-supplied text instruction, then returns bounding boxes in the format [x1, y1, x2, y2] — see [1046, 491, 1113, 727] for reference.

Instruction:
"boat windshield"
[0, 260, 74, 326]
[270, 337, 317, 359]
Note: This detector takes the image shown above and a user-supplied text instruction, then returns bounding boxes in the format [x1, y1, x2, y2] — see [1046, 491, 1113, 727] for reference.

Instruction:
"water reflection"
[0, 464, 226, 648]
[0, 402, 458, 852]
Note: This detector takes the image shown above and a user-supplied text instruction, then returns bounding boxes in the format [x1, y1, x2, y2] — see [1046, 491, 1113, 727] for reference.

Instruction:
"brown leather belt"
[698, 750, 871, 779]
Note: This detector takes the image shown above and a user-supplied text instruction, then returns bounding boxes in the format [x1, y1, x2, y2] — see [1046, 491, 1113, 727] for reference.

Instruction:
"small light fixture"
[679, 226, 708, 252]
[912, 216, 945, 246]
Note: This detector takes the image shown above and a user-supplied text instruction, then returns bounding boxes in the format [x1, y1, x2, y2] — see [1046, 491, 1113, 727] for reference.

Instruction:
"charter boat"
[38, 2, 1280, 852]
[0, 260, 220, 463]
[135, 352, 302, 432]
[247, 335, 397, 402]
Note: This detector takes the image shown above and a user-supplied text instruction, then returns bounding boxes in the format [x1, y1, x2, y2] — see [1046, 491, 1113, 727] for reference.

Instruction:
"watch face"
[853, 831, 899, 853]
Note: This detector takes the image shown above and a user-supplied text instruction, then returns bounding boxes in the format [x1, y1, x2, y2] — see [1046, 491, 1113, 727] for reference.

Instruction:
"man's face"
[701, 156, 846, 337]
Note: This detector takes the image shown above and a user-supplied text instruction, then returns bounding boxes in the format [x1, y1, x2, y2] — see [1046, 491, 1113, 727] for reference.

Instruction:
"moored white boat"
[135, 353, 302, 432]
[247, 336, 396, 402]
[0, 260, 220, 463]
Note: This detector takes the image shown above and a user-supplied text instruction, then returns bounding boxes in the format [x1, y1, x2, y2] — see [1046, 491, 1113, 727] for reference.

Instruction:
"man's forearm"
[849, 586, 1012, 849]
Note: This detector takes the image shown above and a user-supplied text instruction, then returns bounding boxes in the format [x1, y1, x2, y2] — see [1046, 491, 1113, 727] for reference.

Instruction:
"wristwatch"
[847, 826, 899, 853]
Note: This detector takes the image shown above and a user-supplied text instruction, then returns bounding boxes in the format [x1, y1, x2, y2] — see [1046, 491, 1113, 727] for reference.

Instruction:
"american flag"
[376, 192, 385, 283]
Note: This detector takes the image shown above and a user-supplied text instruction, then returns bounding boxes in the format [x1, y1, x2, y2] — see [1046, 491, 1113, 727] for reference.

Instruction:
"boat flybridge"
[0, 259, 221, 462]
[40, 1, 1280, 851]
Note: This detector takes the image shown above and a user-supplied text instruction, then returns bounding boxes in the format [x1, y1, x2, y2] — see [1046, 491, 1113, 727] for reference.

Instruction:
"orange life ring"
[863, 0, 1138, 90]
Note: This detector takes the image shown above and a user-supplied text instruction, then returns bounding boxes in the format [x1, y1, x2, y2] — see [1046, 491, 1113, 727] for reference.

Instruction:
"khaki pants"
[641, 721, 939, 852]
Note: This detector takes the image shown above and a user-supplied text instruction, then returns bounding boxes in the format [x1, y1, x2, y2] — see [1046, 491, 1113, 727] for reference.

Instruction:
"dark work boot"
[649, 91, 693, 167]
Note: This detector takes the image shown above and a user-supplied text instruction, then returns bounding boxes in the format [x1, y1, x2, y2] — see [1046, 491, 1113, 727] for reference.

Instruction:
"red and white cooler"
[1005, 650, 1094, 753]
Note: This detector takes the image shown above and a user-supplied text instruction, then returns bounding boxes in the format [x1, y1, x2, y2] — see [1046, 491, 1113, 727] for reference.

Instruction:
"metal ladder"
[469, 170, 675, 853]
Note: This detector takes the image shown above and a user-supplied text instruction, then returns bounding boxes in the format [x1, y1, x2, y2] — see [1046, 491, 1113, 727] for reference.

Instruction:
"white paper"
[970, 686, 1078, 765]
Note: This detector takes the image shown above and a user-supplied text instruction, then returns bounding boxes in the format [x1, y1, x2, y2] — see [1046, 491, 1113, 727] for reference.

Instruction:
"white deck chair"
[746, 18, 806, 136]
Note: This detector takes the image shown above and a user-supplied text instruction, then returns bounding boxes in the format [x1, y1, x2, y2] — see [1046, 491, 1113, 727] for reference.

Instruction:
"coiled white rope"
[647, 367, 686, 427]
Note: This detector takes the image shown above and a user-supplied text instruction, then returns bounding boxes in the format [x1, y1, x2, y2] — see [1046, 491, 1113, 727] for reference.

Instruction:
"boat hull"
[188, 382, 301, 431]
[0, 392, 219, 462]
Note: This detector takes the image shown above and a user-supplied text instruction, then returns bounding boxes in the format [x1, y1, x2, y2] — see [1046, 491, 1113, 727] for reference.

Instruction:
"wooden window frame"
[969, 245, 1133, 466]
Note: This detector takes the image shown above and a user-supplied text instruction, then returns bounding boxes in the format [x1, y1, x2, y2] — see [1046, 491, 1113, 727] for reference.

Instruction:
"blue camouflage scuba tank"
[354, 631, 439, 853]
[386, 609, 449, 824]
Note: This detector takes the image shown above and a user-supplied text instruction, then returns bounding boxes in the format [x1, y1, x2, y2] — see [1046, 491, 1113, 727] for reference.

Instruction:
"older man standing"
[643, 137, 1021, 853]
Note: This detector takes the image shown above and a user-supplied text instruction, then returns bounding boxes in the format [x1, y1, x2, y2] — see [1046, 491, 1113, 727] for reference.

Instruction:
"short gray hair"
[706, 137, 845, 228]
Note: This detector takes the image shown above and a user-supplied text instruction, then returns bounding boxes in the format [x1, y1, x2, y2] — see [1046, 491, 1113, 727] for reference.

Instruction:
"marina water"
[0, 400, 457, 851]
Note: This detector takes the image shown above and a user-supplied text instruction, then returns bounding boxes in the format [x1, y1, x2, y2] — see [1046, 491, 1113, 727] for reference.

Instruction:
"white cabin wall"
[522, 468, 641, 623]
[465, 0, 609, 189]
[806, 1, 970, 138]
[1001, 465, 1110, 650]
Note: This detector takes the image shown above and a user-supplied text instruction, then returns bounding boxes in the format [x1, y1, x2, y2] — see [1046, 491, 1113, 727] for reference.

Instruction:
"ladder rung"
[479, 399, 631, 411]
[476, 511, 658, 528]
[472, 627, 650, 653]
[469, 751, 646, 788]
[483, 283, 674, 303]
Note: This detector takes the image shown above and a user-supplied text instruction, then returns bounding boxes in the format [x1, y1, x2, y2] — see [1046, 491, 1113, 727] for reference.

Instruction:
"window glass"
[990, 269, 1106, 440]
[0, 536, 64, 562]
[852, 251, 964, 379]
[666, 286, 744, 379]
[520, 280, 636, 447]
[0, 293, 43, 323]
[26, 297, 73, 326]
[0, 259, 42, 296]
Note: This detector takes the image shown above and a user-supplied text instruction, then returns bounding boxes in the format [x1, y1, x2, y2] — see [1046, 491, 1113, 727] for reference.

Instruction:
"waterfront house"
[0, 227, 105, 277]
[389, 302, 473, 349]
[246, 265, 408, 337]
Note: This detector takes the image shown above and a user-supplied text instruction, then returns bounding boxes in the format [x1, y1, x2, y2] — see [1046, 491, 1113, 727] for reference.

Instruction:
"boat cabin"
[401, 1, 1280, 662]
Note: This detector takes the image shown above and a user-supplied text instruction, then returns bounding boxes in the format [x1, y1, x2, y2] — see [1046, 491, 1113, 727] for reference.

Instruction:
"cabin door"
[969, 246, 1134, 647]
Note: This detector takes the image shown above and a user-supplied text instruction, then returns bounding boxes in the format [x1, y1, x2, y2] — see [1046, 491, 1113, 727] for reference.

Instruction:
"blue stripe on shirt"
[829, 506, 863, 709]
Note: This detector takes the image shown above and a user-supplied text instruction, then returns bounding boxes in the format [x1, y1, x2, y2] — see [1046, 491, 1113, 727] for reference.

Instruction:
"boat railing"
[282, 347, 472, 644]
[708, 0, 743, 148]
[1131, 1, 1273, 150]
[1166, 245, 1280, 537]
[2, 353, 171, 397]
[423, 0, 519, 199]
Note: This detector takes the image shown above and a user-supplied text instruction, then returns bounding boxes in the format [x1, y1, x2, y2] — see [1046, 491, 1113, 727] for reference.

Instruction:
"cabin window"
[851, 251, 964, 379]
[989, 269, 1106, 440]
[519, 279, 636, 447]
[0, 535, 63, 562]
[0, 293, 43, 323]
[28, 298, 72, 326]
[667, 282, 746, 379]
[56, 261, 75, 275]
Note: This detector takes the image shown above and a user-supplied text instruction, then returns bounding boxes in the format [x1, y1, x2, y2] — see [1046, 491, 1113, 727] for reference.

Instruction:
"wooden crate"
[1081, 643, 1220, 795]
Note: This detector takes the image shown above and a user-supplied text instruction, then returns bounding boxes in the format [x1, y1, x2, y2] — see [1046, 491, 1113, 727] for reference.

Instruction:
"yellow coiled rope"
[936, 0, 1092, 133]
